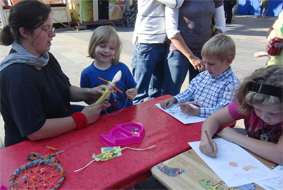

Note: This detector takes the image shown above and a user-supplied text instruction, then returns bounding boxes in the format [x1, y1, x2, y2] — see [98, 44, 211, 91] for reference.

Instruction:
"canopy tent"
[237, 0, 283, 17]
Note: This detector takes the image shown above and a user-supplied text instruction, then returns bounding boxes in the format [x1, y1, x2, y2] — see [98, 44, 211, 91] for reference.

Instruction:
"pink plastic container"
[99, 122, 145, 147]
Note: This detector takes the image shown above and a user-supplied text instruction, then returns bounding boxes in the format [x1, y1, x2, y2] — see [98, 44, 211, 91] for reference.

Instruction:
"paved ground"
[0, 14, 276, 188]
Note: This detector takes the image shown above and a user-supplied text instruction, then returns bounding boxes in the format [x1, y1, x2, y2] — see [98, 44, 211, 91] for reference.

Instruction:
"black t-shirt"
[0, 52, 71, 147]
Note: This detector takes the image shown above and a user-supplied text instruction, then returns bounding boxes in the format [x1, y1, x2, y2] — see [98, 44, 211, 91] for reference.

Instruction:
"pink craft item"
[99, 122, 145, 146]
[0, 185, 8, 190]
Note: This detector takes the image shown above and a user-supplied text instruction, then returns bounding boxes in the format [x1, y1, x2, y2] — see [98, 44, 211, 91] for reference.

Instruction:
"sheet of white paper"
[155, 103, 206, 124]
[256, 165, 283, 190]
[189, 138, 279, 187]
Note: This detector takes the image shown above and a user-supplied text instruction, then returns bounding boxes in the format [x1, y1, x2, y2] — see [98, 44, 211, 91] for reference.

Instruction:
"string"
[74, 160, 95, 172]
[121, 145, 156, 151]
[105, 82, 129, 116]
[105, 97, 128, 116]
[74, 145, 156, 172]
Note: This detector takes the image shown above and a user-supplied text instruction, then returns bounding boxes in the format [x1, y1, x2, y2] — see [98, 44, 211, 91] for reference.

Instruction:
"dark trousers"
[224, 3, 235, 24]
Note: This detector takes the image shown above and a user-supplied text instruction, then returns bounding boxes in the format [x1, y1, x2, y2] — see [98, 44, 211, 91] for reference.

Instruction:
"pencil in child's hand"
[187, 99, 205, 104]
[204, 130, 217, 158]
[177, 99, 205, 107]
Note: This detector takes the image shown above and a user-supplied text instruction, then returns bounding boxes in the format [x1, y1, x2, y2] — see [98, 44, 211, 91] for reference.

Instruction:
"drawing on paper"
[219, 159, 266, 181]
[155, 103, 206, 124]
[215, 141, 266, 181]
[263, 178, 283, 190]
[188, 138, 279, 187]
[258, 165, 283, 190]
[167, 106, 190, 119]
[216, 142, 236, 152]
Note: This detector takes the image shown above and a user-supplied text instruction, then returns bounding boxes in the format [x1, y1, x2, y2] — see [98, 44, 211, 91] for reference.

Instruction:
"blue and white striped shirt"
[174, 67, 240, 118]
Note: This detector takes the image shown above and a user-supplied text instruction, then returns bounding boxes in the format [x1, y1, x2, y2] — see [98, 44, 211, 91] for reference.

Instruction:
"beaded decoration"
[74, 145, 156, 172]
[9, 158, 66, 190]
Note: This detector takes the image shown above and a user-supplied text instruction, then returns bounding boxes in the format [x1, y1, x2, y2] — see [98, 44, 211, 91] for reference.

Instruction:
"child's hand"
[199, 137, 218, 158]
[179, 101, 199, 115]
[179, 101, 193, 114]
[160, 97, 177, 109]
[125, 87, 137, 100]
[217, 127, 238, 143]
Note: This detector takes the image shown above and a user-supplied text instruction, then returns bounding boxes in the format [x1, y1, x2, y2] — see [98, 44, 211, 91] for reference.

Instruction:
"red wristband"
[71, 112, 88, 129]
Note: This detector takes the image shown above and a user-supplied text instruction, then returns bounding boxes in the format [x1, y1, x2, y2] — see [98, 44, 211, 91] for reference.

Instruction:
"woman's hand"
[89, 85, 107, 100]
[126, 87, 137, 100]
[199, 136, 218, 158]
[81, 101, 110, 124]
[160, 97, 177, 109]
[84, 85, 108, 104]
[70, 85, 107, 103]
[170, 33, 205, 72]
[189, 56, 205, 72]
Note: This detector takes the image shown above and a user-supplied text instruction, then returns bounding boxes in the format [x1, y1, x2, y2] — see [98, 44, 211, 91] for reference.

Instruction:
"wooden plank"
[152, 149, 276, 190]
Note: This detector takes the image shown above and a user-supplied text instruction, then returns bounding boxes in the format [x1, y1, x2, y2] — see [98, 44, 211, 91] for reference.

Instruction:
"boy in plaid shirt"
[160, 34, 240, 118]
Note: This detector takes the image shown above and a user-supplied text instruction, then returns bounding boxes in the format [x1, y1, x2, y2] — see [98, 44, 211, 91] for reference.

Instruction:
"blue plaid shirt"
[174, 67, 240, 118]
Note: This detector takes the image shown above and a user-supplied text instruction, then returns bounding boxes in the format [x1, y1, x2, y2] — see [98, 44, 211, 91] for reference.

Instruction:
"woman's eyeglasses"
[42, 27, 55, 35]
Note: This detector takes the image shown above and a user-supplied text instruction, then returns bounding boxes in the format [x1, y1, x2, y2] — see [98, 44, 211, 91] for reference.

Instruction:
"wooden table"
[1, 95, 235, 189]
[152, 149, 276, 190]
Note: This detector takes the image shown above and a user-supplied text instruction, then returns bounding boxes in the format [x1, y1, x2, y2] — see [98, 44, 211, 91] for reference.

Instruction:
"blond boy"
[160, 34, 240, 118]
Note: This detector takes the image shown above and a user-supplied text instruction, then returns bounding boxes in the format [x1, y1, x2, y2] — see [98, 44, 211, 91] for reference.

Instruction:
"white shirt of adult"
[132, 0, 184, 44]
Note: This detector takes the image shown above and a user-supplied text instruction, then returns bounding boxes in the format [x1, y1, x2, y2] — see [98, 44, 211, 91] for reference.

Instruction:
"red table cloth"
[0, 95, 235, 189]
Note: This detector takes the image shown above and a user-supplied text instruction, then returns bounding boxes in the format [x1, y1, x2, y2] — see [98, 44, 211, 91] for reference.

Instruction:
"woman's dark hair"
[0, 0, 51, 45]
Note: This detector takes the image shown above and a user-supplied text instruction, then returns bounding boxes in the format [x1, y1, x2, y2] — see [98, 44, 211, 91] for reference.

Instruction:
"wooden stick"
[204, 130, 216, 158]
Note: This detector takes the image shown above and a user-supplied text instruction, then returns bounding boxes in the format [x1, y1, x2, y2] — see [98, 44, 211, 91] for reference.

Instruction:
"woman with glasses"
[0, 0, 110, 147]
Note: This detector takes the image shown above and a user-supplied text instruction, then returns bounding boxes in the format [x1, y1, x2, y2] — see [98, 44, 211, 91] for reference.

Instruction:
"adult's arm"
[214, 5, 227, 34]
[69, 85, 106, 102]
[165, 6, 205, 71]
[27, 117, 76, 140]
[266, 13, 280, 40]
[27, 103, 105, 141]
[171, 33, 205, 71]
[265, 14, 280, 51]
[26, 85, 108, 141]
[157, 0, 184, 8]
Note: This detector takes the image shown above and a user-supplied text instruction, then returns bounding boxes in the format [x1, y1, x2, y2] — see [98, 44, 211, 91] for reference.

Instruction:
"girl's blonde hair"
[235, 65, 283, 115]
[201, 33, 236, 61]
[88, 25, 122, 64]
